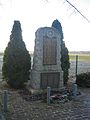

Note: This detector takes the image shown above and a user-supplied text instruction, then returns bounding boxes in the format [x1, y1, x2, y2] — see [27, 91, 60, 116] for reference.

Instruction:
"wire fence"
[69, 60, 90, 78]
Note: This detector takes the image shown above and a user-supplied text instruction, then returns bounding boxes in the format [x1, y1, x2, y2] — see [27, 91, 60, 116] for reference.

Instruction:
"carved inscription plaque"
[40, 72, 60, 89]
[43, 36, 57, 65]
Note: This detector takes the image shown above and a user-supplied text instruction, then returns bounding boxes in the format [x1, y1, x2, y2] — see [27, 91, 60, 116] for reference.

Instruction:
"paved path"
[60, 88, 90, 120]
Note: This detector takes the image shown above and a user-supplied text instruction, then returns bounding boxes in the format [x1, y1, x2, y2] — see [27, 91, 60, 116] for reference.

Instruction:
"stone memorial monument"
[31, 27, 63, 89]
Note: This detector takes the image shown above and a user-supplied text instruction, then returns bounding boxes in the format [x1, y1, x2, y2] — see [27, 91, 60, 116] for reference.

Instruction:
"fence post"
[3, 90, 8, 112]
[72, 83, 77, 98]
[76, 55, 78, 81]
[47, 87, 51, 105]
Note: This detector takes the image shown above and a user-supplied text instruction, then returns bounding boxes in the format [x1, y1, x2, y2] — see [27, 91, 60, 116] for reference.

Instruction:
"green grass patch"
[69, 54, 90, 61]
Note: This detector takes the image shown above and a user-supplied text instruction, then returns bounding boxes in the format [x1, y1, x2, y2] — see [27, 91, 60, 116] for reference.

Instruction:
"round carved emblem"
[47, 30, 54, 37]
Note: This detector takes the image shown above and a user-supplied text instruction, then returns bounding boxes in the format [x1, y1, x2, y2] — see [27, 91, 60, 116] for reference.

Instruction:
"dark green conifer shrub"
[76, 72, 90, 88]
[2, 21, 31, 88]
[52, 19, 70, 85]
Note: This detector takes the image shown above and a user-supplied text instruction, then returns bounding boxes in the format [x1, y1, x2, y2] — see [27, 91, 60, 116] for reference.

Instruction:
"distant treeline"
[69, 51, 90, 54]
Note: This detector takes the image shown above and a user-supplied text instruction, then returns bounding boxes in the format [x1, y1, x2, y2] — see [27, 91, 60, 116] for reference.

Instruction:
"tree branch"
[45, 0, 90, 23]
[65, 0, 90, 23]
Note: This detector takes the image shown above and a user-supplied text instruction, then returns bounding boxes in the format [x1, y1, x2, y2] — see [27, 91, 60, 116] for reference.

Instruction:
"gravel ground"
[0, 82, 89, 120]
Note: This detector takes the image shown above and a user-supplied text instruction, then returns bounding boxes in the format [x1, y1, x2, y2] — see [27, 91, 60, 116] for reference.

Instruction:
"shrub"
[76, 72, 90, 88]
[52, 19, 70, 85]
[2, 21, 31, 88]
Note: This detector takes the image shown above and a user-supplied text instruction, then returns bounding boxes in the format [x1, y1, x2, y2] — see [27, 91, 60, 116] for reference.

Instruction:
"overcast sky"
[0, 0, 90, 52]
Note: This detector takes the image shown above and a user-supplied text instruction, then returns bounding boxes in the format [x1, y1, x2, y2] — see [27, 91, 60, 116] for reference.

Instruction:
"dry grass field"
[69, 53, 90, 61]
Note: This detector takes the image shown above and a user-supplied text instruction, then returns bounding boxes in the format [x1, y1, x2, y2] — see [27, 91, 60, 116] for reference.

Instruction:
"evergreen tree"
[52, 19, 70, 85]
[2, 20, 31, 88]
[51, 19, 63, 40]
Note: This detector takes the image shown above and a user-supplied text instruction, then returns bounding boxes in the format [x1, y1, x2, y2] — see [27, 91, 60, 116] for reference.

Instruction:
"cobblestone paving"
[5, 88, 90, 120]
